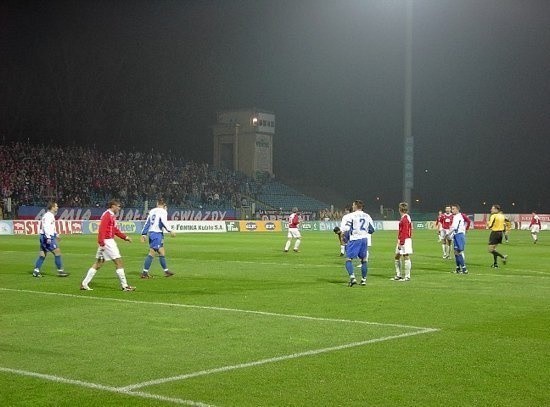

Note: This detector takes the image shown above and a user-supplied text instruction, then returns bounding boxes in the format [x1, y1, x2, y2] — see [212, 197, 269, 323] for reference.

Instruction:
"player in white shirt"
[33, 202, 68, 277]
[140, 198, 176, 278]
[340, 200, 375, 287]
[284, 207, 301, 252]
[447, 204, 468, 274]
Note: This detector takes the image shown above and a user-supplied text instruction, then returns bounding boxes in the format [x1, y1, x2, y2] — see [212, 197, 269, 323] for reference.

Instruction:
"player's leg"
[359, 241, 368, 284]
[141, 248, 156, 278]
[33, 248, 47, 277]
[113, 257, 134, 291]
[52, 246, 68, 277]
[345, 241, 359, 286]
[81, 257, 104, 290]
[393, 249, 403, 280]
[157, 246, 173, 277]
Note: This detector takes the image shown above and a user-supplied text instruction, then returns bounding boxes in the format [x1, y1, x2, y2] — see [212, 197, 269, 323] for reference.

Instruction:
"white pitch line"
[119, 327, 437, 391]
[0, 367, 216, 407]
[0, 287, 436, 331]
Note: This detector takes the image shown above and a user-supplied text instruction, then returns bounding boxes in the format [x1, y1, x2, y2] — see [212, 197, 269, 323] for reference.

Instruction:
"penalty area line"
[119, 327, 438, 391]
[0, 367, 216, 407]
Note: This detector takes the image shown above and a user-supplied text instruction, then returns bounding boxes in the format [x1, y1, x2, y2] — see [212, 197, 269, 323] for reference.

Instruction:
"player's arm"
[114, 225, 131, 243]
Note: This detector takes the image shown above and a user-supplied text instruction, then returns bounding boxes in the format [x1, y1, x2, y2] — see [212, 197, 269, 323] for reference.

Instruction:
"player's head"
[47, 201, 58, 213]
[157, 197, 167, 208]
[352, 200, 364, 211]
[451, 204, 460, 214]
[399, 202, 408, 214]
[292, 207, 298, 213]
[491, 204, 501, 214]
[108, 199, 122, 214]
[445, 205, 451, 213]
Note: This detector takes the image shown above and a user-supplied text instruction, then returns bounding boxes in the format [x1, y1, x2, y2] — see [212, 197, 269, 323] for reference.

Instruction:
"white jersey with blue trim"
[341, 210, 374, 241]
[39, 211, 57, 238]
[450, 212, 467, 235]
[141, 207, 172, 234]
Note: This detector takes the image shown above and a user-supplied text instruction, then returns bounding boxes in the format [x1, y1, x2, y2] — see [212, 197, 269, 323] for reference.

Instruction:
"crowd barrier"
[1, 217, 547, 236]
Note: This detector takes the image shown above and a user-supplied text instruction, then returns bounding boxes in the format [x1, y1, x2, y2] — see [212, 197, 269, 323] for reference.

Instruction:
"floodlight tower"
[403, 0, 414, 208]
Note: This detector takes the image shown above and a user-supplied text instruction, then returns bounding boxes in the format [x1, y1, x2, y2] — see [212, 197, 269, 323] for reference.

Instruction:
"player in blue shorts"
[33, 202, 68, 277]
[140, 198, 176, 278]
[340, 200, 375, 287]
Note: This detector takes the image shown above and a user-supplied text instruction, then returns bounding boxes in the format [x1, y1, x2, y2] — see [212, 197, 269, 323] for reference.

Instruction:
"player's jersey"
[288, 212, 300, 229]
[98, 209, 127, 246]
[341, 210, 374, 241]
[451, 212, 467, 235]
[529, 215, 541, 227]
[398, 214, 412, 244]
[39, 211, 57, 238]
[339, 213, 353, 244]
[487, 212, 505, 231]
[438, 213, 453, 230]
[141, 207, 171, 235]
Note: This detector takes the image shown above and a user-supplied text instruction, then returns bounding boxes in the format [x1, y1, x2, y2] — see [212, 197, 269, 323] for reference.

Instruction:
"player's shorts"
[346, 238, 367, 260]
[395, 238, 413, 255]
[530, 225, 540, 234]
[440, 229, 452, 241]
[148, 231, 164, 250]
[287, 228, 301, 239]
[453, 233, 466, 252]
[96, 239, 121, 261]
[39, 234, 58, 252]
[488, 231, 503, 245]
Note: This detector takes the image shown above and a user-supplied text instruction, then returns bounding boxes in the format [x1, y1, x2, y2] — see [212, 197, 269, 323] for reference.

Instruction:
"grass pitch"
[1, 229, 549, 406]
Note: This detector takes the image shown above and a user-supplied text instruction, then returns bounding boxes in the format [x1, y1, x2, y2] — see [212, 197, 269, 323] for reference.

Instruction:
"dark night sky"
[2, 0, 549, 212]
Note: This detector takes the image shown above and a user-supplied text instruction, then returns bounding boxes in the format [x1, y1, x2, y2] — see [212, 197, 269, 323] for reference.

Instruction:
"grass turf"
[0, 229, 549, 406]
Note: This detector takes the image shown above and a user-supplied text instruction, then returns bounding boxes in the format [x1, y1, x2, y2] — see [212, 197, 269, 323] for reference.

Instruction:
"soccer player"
[448, 204, 468, 274]
[486, 204, 508, 268]
[529, 212, 541, 244]
[140, 198, 176, 278]
[80, 199, 135, 291]
[334, 207, 352, 256]
[32, 202, 68, 277]
[392, 202, 413, 281]
[503, 216, 512, 243]
[284, 207, 301, 252]
[437, 205, 454, 259]
[340, 200, 374, 287]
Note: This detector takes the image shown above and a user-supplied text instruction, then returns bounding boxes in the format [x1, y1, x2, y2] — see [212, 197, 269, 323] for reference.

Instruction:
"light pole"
[403, 0, 413, 208]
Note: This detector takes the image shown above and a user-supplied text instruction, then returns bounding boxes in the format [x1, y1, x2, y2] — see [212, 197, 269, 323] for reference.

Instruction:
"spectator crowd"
[1, 142, 262, 214]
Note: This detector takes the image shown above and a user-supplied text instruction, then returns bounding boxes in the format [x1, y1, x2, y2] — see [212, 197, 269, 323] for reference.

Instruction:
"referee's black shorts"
[489, 231, 503, 245]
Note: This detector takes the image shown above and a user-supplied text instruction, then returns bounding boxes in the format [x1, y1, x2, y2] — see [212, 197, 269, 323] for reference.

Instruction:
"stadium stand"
[0, 142, 330, 216]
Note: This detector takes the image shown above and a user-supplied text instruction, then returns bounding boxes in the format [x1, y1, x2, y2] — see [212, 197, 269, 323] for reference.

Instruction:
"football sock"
[143, 254, 154, 271]
[116, 268, 128, 288]
[394, 259, 401, 277]
[442, 244, 446, 255]
[494, 251, 504, 259]
[284, 240, 291, 251]
[456, 254, 465, 268]
[345, 260, 354, 276]
[360, 261, 367, 279]
[82, 268, 97, 286]
[159, 256, 167, 270]
[340, 245, 345, 254]
[294, 239, 301, 250]
[54, 255, 63, 270]
[404, 259, 411, 278]
[34, 256, 46, 270]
